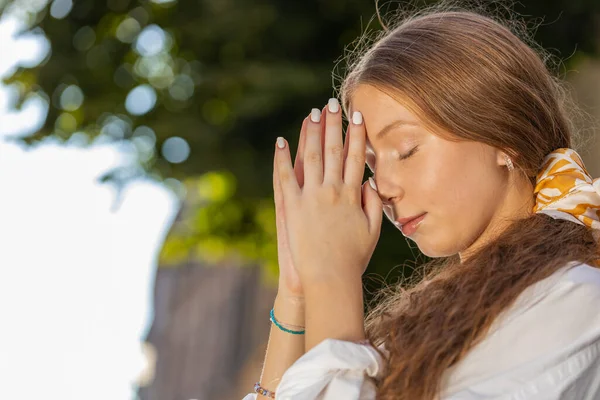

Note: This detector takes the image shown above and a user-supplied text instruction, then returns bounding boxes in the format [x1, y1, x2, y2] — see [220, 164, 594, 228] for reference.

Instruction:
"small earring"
[504, 155, 514, 172]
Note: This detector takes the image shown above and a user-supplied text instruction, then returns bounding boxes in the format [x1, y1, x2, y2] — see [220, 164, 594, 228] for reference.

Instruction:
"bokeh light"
[59, 84, 84, 111]
[125, 84, 157, 116]
[116, 17, 141, 43]
[132, 125, 156, 144]
[168, 74, 195, 101]
[134, 25, 169, 57]
[161, 136, 190, 164]
[132, 125, 157, 163]
[49, 0, 73, 19]
[55, 112, 77, 133]
[72, 26, 96, 52]
[100, 115, 131, 140]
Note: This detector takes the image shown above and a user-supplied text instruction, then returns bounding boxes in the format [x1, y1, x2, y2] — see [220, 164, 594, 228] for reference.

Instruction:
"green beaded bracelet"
[270, 308, 305, 335]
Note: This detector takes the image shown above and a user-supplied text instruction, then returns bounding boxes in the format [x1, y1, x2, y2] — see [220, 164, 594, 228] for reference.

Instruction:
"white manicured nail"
[277, 137, 285, 149]
[328, 98, 339, 113]
[352, 111, 363, 125]
[310, 108, 321, 123]
[368, 177, 378, 191]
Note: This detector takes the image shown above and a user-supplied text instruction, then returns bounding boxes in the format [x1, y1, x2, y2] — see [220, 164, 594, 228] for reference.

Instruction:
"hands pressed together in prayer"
[272, 98, 383, 350]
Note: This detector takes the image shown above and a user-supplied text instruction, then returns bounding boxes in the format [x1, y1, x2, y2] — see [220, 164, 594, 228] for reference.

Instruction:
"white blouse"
[243, 261, 600, 400]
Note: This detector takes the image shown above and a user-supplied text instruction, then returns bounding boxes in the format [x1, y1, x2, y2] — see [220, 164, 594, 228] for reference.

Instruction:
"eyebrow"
[365, 119, 420, 150]
[374, 119, 419, 140]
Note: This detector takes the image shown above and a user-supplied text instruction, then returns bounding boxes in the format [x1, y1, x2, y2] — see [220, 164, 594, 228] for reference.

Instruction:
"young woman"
[244, 6, 600, 400]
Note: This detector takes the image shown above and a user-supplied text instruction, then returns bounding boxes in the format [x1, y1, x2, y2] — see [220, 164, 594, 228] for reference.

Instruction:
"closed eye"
[365, 146, 419, 176]
[400, 146, 419, 160]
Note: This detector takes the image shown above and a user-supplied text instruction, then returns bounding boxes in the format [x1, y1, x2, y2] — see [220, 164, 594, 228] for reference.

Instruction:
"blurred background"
[0, 0, 599, 399]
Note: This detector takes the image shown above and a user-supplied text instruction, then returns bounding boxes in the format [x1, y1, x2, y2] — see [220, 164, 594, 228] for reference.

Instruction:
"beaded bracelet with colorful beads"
[254, 382, 275, 398]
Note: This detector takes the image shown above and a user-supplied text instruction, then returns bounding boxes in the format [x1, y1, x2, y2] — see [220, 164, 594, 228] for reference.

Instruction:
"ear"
[496, 149, 511, 168]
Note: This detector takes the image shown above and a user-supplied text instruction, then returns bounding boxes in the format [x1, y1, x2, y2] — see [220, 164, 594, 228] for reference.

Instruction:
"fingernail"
[352, 111, 363, 125]
[310, 108, 321, 123]
[368, 177, 378, 192]
[277, 137, 285, 149]
[328, 98, 339, 113]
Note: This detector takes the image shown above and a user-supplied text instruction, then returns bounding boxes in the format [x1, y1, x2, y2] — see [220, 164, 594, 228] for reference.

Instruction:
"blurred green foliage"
[2, 0, 600, 293]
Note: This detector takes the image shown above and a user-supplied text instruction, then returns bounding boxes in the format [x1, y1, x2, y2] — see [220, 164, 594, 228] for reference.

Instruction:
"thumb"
[362, 177, 383, 235]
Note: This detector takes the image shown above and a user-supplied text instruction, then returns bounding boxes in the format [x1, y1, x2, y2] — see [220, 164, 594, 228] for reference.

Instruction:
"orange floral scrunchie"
[533, 148, 600, 265]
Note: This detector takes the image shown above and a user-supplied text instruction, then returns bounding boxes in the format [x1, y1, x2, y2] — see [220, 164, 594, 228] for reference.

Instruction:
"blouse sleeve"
[241, 338, 385, 400]
[275, 338, 385, 400]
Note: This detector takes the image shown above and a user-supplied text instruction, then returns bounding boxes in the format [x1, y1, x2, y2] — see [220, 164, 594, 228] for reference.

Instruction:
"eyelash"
[366, 146, 418, 176]
[399, 146, 419, 160]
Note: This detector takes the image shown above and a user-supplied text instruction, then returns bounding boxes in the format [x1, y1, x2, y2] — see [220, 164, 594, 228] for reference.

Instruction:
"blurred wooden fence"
[137, 261, 276, 400]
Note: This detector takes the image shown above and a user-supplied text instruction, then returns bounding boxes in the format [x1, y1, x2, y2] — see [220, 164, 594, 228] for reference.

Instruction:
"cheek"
[413, 154, 459, 210]
[420, 143, 501, 215]
[413, 148, 503, 255]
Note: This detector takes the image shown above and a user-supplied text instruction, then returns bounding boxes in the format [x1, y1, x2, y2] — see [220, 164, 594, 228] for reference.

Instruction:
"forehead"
[350, 85, 421, 148]
[350, 85, 419, 122]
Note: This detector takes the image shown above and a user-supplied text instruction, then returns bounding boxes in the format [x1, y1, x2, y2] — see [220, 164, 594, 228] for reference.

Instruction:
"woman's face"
[350, 84, 527, 258]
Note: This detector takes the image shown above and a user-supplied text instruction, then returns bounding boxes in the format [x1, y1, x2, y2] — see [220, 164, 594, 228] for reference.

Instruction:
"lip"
[395, 212, 427, 226]
[398, 213, 427, 236]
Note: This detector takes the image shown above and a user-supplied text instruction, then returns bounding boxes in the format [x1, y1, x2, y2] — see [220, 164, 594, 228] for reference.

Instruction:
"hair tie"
[533, 148, 600, 264]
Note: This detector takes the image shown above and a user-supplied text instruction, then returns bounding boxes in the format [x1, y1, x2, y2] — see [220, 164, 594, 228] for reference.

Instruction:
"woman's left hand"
[273, 99, 383, 286]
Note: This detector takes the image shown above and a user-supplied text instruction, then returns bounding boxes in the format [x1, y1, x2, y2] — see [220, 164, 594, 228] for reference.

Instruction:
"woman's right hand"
[273, 116, 311, 299]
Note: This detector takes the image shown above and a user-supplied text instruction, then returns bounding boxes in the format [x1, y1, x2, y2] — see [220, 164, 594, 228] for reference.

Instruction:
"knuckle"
[348, 152, 365, 165]
[327, 145, 344, 158]
[306, 152, 323, 164]
[346, 196, 359, 206]
[327, 120, 342, 132]
[322, 184, 341, 202]
[342, 186, 359, 204]
[279, 170, 291, 182]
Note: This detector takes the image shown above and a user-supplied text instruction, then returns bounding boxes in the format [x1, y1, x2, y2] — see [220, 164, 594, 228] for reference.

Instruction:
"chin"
[419, 247, 456, 258]
[413, 236, 460, 258]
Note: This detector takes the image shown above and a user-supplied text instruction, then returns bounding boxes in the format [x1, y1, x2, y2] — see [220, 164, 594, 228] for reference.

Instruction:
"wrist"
[274, 294, 305, 327]
[304, 277, 366, 350]
[276, 282, 304, 302]
[303, 274, 363, 298]
[298, 266, 363, 290]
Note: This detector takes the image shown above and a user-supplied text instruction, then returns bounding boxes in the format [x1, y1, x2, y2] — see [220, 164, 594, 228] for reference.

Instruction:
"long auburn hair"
[337, 3, 600, 399]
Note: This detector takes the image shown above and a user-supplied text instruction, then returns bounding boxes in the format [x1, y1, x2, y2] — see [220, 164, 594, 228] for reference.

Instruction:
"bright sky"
[0, 8, 179, 400]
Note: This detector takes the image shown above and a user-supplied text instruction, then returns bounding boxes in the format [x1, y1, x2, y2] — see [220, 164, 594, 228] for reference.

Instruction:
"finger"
[363, 177, 383, 235]
[304, 108, 324, 186]
[344, 111, 366, 187]
[275, 137, 301, 198]
[320, 105, 327, 160]
[323, 98, 344, 184]
[273, 144, 284, 217]
[342, 125, 350, 179]
[294, 117, 309, 188]
[273, 154, 289, 248]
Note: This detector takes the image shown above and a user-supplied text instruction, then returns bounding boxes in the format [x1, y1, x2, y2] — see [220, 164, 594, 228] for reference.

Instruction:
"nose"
[372, 175, 401, 224]
[381, 195, 398, 207]
[373, 175, 402, 207]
